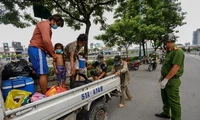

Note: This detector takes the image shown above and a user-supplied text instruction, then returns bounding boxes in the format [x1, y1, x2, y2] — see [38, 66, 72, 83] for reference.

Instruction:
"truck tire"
[87, 101, 108, 120]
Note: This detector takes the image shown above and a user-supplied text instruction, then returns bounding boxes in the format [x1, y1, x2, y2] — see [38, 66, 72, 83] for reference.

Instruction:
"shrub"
[105, 58, 114, 66]
[107, 65, 113, 72]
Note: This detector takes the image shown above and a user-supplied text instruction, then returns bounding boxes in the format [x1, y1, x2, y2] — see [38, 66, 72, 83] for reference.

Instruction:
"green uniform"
[160, 45, 184, 120]
[110, 61, 132, 104]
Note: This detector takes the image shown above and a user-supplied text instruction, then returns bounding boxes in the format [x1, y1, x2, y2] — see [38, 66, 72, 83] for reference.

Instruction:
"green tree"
[16, 54, 22, 59]
[0, 0, 123, 54]
[114, 0, 186, 56]
[10, 53, 16, 60]
[93, 48, 100, 53]
[95, 19, 139, 58]
[2, 53, 7, 59]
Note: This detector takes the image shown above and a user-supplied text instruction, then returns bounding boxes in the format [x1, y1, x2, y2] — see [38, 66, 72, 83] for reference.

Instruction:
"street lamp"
[138, 0, 143, 61]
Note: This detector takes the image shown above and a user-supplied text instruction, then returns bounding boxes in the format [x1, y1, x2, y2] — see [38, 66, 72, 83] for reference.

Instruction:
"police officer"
[109, 55, 133, 108]
[155, 33, 184, 120]
[87, 54, 107, 81]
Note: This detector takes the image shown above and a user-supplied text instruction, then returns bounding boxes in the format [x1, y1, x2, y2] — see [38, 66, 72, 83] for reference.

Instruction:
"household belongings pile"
[0, 59, 92, 110]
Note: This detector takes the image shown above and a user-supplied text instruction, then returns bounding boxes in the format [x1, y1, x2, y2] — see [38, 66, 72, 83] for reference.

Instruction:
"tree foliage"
[95, 18, 140, 58]
[114, 0, 186, 55]
[0, 0, 123, 54]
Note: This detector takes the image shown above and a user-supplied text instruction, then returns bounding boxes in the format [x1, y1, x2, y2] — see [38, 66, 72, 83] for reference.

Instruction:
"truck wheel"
[87, 101, 108, 120]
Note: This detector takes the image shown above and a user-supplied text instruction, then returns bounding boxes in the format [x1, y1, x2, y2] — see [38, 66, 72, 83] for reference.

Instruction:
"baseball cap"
[162, 33, 176, 42]
[114, 55, 121, 62]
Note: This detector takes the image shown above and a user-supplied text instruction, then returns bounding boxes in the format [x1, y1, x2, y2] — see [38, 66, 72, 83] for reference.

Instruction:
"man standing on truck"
[28, 14, 64, 94]
[64, 34, 88, 80]
[109, 55, 133, 108]
[87, 54, 108, 81]
[155, 33, 184, 120]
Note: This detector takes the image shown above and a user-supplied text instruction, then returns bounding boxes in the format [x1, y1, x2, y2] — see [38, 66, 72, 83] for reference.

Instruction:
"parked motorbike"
[148, 58, 157, 71]
[128, 60, 140, 71]
[159, 56, 165, 64]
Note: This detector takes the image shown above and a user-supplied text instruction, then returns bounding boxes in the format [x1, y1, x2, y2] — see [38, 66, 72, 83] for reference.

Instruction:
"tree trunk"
[125, 47, 129, 59]
[142, 40, 146, 64]
[84, 21, 91, 55]
[142, 40, 146, 57]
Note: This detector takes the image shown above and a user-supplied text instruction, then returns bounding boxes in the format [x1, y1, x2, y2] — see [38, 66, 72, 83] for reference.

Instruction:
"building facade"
[193, 28, 200, 45]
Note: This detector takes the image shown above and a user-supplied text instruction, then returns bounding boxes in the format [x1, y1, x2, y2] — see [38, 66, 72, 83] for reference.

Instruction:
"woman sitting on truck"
[87, 54, 108, 81]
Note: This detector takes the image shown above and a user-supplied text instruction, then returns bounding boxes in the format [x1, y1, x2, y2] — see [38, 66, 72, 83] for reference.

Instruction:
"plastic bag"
[30, 92, 46, 102]
[75, 59, 79, 70]
[2, 59, 33, 80]
[45, 85, 67, 97]
[5, 89, 31, 110]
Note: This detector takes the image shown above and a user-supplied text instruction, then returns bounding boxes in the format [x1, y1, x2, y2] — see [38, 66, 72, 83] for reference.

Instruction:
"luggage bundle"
[2, 59, 33, 80]
[70, 73, 92, 89]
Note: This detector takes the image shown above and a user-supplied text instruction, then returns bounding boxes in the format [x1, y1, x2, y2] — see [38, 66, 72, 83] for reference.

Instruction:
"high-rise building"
[3, 43, 9, 52]
[193, 28, 200, 45]
[12, 42, 23, 54]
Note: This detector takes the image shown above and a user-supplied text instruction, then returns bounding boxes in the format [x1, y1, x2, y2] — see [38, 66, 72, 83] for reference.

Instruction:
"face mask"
[115, 62, 120, 66]
[97, 60, 101, 63]
[78, 44, 83, 47]
[55, 49, 62, 54]
[51, 24, 58, 29]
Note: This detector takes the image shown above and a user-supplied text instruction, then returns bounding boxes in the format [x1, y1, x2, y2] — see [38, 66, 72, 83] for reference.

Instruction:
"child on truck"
[53, 43, 66, 87]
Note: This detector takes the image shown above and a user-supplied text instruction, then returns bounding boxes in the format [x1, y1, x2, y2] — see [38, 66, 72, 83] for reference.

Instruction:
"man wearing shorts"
[28, 14, 64, 94]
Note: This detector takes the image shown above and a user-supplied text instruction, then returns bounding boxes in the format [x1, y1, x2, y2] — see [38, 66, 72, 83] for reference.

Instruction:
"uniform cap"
[162, 33, 176, 42]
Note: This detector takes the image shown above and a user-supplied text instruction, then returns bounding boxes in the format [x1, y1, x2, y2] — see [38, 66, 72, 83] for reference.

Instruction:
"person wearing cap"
[87, 54, 107, 81]
[109, 55, 133, 108]
[28, 14, 64, 94]
[64, 34, 88, 80]
[155, 33, 184, 120]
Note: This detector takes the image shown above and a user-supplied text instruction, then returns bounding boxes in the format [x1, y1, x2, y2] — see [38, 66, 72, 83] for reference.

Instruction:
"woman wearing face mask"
[109, 55, 133, 108]
[63, 34, 88, 81]
[28, 14, 64, 94]
[87, 54, 108, 81]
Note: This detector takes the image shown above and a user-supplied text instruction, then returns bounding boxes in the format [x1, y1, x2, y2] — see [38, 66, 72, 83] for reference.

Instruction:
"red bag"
[45, 85, 67, 97]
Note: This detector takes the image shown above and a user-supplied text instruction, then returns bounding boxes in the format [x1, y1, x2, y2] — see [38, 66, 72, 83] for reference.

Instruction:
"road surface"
[107, 53, 200, 120]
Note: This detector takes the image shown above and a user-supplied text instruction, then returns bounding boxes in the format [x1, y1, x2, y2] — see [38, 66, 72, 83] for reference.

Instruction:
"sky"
[0, 0, 199, 48]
